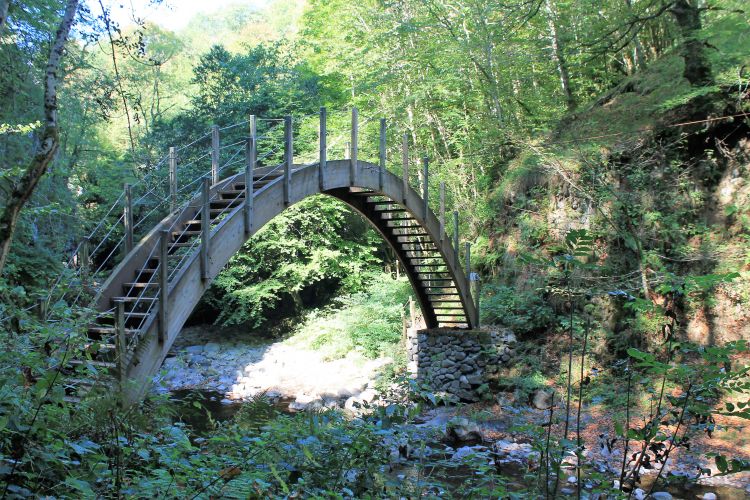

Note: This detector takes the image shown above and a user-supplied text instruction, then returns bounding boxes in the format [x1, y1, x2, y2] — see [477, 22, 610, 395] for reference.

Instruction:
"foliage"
[203, 196, 382, 328]
[481, 283, 555, 335]
[288, 272, 413, 359]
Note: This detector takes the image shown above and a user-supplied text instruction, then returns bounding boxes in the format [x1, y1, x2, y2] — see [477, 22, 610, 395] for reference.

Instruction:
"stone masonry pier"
[406, 328, 515, 402]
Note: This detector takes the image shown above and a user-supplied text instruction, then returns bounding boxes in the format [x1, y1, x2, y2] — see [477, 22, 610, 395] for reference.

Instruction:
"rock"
[567, 476, 577, 484]
[447, 418, 483, 445]
[459, 375, 469, 384]
[185, 345, 204, 354]
[359, 388, 378, 403]
[700, 494, 717, 500]
[440, 359, 455, 368]
[452, 445, 483, 460]
[632, 488, 646, 500]
[289, 393, 322, 411]
[560, 487, 575, 495]
[531, 389, 553, 410]
[460, 364, 474, 374]
[204, 342, 221, 354]
[650, 493, 672, 500]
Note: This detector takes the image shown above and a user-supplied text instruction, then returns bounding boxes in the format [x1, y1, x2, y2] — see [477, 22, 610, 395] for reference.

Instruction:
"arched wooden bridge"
[66, 111, 479, 403]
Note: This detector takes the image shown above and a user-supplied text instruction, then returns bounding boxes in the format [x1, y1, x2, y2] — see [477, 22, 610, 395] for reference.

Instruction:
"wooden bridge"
[54, 110, 479, 403]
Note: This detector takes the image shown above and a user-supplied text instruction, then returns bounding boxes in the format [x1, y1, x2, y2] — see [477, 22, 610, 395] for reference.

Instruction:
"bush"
[481, 283, 555, 335]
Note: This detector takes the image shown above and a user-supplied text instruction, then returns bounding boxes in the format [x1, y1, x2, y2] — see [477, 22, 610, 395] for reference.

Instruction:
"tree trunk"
[670, 0, 712, 86]
[545, 0, 576, 111]
[0, 0, 9, 32]
[0, 0, 79, 275]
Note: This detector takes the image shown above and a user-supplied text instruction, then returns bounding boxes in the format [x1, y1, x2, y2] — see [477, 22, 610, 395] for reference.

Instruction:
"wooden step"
[112, 296, 157, 303]
[88, 326, 140, 336]
[386, 222, 423, 229]
[172, 230, 201, 238]
[83, 342, 116, 351]
[435, 313, 466, 317]
[378, 214, 413, 220]
[396, 236, 432, 242]
[123, 282, 158, 289]
[426, 291, 460, 296]
[69, 359, 117, 368]
[211, 198, 243, 208]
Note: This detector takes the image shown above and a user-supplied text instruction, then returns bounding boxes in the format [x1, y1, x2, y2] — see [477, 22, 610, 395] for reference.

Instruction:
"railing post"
[465, 242, 471, 277]
[453, 211, 459, 269]
[319, 107, 327, 191]
[284, 115, 292, 206]
[211, 124, 220, 184]
[124, 183, 133, 253]
[422, 157, 429, 220]
[244, 133, 255, 236]
[36, 297, 48, 321]
[402, 134, 408, 203]
[439, 182, 446, 242]
[80, 236, 90, 280]
[409, 295, 415, 328]
[379, 118, 386, 191]
[169, 147, 177, 213]
[158, 229, 168, 344]
[350, 107, 358, 186]
[114, 298, 126, 385]
[201, 178, 210, 282]
[473, 275, 481, 329]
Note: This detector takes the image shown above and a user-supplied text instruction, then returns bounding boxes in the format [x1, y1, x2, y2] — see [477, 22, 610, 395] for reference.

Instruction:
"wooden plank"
[245, 128, 255, 235]
[158, 229, 168, 344]
[201, 178, 210, 281]
[114, 299, 126, 385]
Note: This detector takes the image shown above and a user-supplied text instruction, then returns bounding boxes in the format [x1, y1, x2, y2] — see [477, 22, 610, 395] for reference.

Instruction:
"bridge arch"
[92, 159, 476, 402]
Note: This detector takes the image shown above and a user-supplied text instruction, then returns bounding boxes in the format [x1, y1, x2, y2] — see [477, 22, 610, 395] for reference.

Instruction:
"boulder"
[446, 417, 483, 445]
[530, 389, 553, 410]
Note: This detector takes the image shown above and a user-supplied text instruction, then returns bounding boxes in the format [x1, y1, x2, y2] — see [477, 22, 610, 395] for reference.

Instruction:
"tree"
[0, 0, 9, 32]
[0, 0, 79, 275]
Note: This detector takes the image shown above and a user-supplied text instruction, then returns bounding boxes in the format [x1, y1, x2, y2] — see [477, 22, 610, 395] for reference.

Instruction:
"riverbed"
[156, 324, 750, 498]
